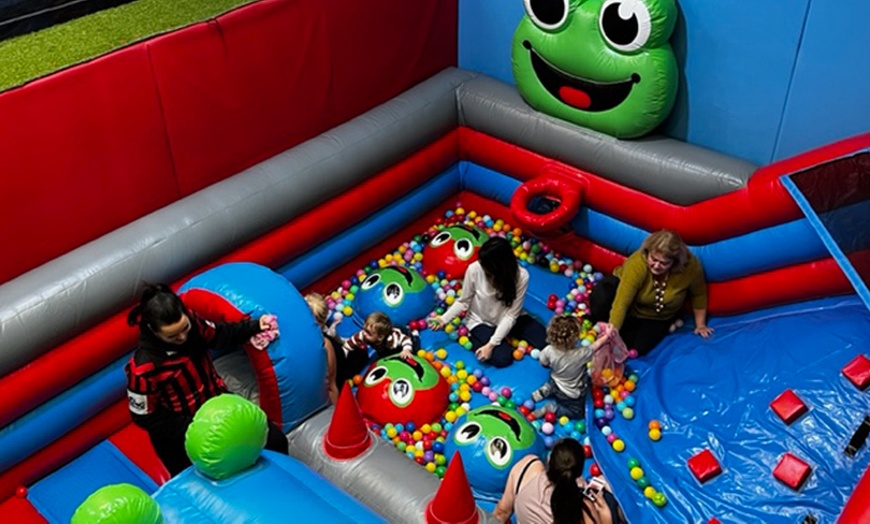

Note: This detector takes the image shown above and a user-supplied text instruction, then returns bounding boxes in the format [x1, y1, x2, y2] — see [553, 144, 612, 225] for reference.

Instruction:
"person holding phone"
[493, 438, 625, 524]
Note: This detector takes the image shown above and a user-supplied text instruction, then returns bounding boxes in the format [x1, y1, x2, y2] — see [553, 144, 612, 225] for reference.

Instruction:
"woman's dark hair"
[127, 283, 187, 332]
[477, 236, 519, 308]
[547, 438, 593, 524]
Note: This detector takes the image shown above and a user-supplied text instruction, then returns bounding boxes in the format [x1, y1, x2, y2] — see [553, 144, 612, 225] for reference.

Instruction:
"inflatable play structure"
[0, 0, 868, 522]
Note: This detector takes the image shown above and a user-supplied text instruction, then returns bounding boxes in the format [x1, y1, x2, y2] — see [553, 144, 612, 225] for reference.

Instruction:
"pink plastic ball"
[500, 387, 512, 399]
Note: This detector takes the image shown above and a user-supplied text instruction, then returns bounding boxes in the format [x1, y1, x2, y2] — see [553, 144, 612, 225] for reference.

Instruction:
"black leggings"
[469, 314, 547, 368]
[149, 413, 289, 477]
[589, 275, 675, 356]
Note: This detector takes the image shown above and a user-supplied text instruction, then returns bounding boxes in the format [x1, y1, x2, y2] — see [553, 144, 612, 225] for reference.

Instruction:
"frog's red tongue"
[559, 86, 591, 109]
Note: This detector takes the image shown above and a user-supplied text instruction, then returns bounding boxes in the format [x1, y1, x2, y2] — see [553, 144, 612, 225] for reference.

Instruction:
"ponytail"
[127, 283, 187, 332]
[547, 438, 594, 524]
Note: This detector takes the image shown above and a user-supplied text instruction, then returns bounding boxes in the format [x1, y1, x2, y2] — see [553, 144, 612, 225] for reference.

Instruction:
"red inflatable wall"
[0, 0, 457, 284]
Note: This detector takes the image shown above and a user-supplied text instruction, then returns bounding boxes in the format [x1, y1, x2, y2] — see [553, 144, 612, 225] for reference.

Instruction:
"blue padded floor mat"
[28, 440, 157, 523]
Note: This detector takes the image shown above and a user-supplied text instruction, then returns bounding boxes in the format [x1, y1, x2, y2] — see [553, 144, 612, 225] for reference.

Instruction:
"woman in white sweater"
[431, 236, 546, 367]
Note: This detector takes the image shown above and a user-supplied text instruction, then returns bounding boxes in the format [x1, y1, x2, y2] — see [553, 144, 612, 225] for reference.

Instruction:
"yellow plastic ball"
[459, 390, 472, 402]
[413, 430, 423, 441]
[440, 367, 452, 378]
[649, 429, 662, 441]
[386, 427, 398, 438]
[425, 462, 437, 473]
[421, 424, 432, 434]
[644, 486, 657, 499]
[436, 348, 448, 360]
[612, 439, 625, 452]
[343, 306, 353, 316]
[445, 411, 457, 423]
[629, 467, 644, 480]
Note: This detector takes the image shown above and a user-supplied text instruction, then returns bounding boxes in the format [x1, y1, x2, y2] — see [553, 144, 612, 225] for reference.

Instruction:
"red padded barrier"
[0, 133, 457, 429]
[148, 0, 456, 197]
[108, 423, 170, 486]
[456, 191, 852, 315]
[459, 128, 803, 245]
[325, 0, 458, 121]
[0, 494, 46, 523]
[0, 45, 177, 284]
[0, 399, 129, 501]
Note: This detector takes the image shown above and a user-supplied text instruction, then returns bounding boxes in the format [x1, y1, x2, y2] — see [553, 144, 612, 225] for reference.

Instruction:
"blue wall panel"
[458, 0, 867, 166]
[774, 0, 870, 161]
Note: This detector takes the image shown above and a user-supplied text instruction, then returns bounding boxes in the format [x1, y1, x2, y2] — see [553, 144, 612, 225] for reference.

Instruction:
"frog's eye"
[487, 437, 513, 467]
[383, 283, 404, 306]
[361, 274, 381, 290]
[454, 421, 482, 444]
[364, 366, 388, 386]
[389, 379, 413, 407]
[599, 0, 651, 52]
[429, 231, 452, 247]
[454, 239, 475, 260]
[523, 0, 570, 31]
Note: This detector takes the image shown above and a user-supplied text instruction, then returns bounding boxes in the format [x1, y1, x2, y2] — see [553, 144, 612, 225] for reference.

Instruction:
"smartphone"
[583, 477, 606, 501]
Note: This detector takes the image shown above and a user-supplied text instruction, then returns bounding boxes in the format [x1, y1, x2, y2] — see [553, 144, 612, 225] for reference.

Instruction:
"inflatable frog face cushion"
[512, 0, 678, 138]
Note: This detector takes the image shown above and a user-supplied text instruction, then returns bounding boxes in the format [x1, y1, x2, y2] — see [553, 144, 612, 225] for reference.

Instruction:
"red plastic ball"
[584, 445, 593, 459]
[589, 462, 601, 476]
[15, 486, 27, 498]
[544, 412, 557, 424]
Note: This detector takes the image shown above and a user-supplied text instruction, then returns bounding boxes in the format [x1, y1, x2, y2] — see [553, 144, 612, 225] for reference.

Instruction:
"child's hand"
[327, 317, 342, 334]
[400, 348, 413, 359]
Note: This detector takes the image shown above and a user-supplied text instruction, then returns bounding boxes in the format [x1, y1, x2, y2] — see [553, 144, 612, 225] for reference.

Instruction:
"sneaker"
[532, 403, 556, 419]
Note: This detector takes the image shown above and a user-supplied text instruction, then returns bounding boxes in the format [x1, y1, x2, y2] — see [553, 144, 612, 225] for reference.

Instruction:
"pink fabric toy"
[250, 314, 279, 350]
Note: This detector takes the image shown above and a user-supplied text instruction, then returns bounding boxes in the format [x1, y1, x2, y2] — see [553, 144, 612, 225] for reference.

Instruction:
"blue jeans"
[469, 314, 547, 368]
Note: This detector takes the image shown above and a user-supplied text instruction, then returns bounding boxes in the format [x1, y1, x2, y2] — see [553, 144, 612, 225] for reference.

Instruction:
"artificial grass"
[0, 0, 257, 93]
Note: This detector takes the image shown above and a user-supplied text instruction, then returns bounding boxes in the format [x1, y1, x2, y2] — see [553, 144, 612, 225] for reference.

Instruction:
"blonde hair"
[304, 293, 329, 326]
[364, 311, 393, 338]
[641, 230, 690, 272]
[546, 315, 581, 351]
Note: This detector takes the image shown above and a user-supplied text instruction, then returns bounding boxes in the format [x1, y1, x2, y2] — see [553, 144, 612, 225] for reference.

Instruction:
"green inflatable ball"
[512, 0, 679, 138]
[185, 394, 268, 480]
[71, 483, 161, 524]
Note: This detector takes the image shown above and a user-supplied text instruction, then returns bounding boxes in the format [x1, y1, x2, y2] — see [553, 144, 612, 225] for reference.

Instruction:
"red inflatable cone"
[425, 452, 479, 524]
[323, 386, 372, 459]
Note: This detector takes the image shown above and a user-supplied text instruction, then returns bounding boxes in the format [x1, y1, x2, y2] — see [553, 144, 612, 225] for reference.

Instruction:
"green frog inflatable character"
[512, 0, 678, 138]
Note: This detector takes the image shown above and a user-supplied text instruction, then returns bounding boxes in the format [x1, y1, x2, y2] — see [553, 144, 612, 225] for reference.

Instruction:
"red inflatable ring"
[510, 175, 583, 234]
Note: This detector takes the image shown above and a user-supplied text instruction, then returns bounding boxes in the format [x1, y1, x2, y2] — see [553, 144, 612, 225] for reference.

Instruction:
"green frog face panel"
[512, 0, 678, 138]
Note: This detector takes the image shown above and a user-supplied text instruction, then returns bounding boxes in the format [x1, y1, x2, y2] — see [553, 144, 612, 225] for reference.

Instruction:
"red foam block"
[770, 389, 808, 424]
[687, 449, 722, 483]
[842, 354, 870, 390]
[773, 452, 811, 490]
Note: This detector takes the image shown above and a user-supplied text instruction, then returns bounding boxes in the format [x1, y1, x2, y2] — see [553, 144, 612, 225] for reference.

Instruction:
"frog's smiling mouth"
[523, 40, 639, 112]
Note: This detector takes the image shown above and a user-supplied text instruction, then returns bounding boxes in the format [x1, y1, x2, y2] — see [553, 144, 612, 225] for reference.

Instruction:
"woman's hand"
[475, 343, 494, 361]
[694, 325, 714, 338]
[428, 317, 446, 331]
[259, 314, 278, 331]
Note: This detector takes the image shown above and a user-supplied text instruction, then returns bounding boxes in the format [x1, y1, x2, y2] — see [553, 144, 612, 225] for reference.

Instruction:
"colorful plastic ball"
[541, 422, 555, 435]
[488, 392, 499, 402]
[601, 426, 612, 437]
[589, 462, 601, 476]
[636, 476, 650, 489]
[605, 434, 617, 444]
[627, 457, 640, 469]
[652, 492, 668, 507]
[543, 436, 555, 449]
[629, 467, 644, 480]
[649, 429, 662, 441]
[575, 421, 586, 433]
[500, 387, 512, 399]
[544, 412, 557, 424]
[648, 420, 661, 430]
[612, 439, 625, 452]
[622, 408, 635, 420]
[523, 399, 536, 410]
[435, 466, 447, 478]
[616, 401, 627, 412]
[559, 416, 570, 426]
[594, 408, 605, 419]
[624, 396, 636, 408]
[643, 486, 657, 499]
